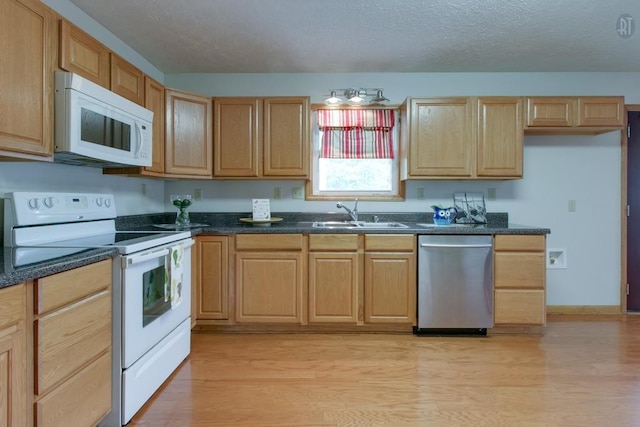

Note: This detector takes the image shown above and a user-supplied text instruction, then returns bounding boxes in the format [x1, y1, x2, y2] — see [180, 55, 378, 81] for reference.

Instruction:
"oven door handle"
[126, 248, 170, 266]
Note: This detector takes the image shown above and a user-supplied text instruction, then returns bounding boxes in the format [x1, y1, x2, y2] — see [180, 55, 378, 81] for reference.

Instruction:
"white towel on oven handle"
[167, 243, 184, 309]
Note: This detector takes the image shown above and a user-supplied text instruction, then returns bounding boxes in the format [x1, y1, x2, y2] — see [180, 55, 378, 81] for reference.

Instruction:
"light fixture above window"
[324, 88, 390, 106]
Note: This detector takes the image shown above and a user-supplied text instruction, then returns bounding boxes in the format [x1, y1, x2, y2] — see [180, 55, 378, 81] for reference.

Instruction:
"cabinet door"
[526, 97, 575, 127]
[59, 19, 110, 88]
[263, 97, 309, 177]
[196, 236, 230, 320]
[235, 252, 303, 323]
[165, 89, 213, 177]
[477, 97, 524, 178]
[308, 253, 359, 324]
[408, 98, 473, 177]
[364, 253, 416, 324]
[0, 0, 54, 159]
[143, 76, 166, 174]
[214, 98, 260, 177]
[577, 97, 624, 127]
[0, 283, 26, 427]
[110, 53, 144, 105]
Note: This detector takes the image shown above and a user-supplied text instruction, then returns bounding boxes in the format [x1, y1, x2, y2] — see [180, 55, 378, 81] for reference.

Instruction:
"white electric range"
[4, 192, 193, 426]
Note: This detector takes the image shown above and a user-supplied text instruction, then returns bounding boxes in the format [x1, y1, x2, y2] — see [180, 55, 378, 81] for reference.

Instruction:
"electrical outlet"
[292, 187, 304, 199]
[568, 200, 576, 212]
[417, 188, 425, 200]
[141, 183, 146, 196]
[194, 189, 203, 201]
[487, 188, 496, 201]
[273, 187, 282, 200]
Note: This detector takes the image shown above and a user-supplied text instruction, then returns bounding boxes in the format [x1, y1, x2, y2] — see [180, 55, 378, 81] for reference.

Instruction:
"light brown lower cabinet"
[307, 234, 417, 326]
[0, 283, 27, 427]
[308, 234, 359, 324]
[32, 259, 112, 427]
[235, 234, 304, 324]
[493, 234, 546, 326]
[195, 235, 230, 320]
[364, 235, 416, 325]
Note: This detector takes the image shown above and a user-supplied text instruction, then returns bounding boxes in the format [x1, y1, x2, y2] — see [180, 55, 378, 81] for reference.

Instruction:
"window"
[308, 108, 403, 200]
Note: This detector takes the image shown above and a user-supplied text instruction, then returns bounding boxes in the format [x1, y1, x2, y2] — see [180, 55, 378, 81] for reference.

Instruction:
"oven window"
[81, 108, 131, 151]
[142, 265, 171, 327]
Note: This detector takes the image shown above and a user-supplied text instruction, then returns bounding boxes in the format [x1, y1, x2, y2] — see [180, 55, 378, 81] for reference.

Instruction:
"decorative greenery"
[172, 196, 192, 225]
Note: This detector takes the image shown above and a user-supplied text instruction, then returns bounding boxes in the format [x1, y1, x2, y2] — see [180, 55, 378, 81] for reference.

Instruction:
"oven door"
[121, 238, 193, 368]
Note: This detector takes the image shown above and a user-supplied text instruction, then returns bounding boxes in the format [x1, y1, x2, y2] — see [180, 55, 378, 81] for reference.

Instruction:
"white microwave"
[54, 72, 153, 168]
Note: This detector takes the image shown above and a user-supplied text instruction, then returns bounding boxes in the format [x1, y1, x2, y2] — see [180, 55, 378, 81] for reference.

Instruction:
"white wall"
[0, 162, 164, 215]
[164, 72, 631, 307]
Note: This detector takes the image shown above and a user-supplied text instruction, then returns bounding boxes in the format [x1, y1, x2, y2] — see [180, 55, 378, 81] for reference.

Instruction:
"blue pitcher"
[432, 205, 457, 225]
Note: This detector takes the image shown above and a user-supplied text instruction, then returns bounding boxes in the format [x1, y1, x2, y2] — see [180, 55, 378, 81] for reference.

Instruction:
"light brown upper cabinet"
[59, 19, 110, 88]
[110, 53, 145, 105]
[525, 96, 624, 134]
[477, 97, 524, 178]
[0, 0, 55, 160]
[165, 89, 213, 177]
[143, 76, 166, 175]
[401, 97, 474, 178]
[401, 96, 523, 179]
[213, 97, 309, 178]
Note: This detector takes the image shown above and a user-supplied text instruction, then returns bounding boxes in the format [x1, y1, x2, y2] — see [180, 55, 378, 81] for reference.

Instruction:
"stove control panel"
[4, 192, 117, 227]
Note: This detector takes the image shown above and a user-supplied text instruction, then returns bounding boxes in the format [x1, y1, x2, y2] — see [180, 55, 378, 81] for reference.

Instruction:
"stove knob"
[104, 198, 112, 208]
[96, 197, 103, 207]
[43, 197, 55, 208]
[28, 198, 39, 210]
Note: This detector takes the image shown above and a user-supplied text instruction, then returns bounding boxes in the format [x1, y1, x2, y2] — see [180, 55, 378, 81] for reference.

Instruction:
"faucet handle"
[372, 215, 379, 223]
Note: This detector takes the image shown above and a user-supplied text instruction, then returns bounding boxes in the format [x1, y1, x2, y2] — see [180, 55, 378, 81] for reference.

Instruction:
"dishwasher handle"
[420, 243, 493, 249]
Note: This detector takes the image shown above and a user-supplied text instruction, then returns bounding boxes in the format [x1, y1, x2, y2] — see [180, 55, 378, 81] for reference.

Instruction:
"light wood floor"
[129, 315, 640, 427]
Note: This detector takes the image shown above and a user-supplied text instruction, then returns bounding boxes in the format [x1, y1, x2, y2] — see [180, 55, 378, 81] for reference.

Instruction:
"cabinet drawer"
[577, 97, 623, 127]
[526, 97, 575, 127]
[35, 289, 111, 394]
[494, 252, 545, 289]
[309, 234, 359, 251]
[0, 283, 25, 329]
[494, 289, 545, 325]
[494, 235, 545, 252]
[35, 350, 111, 427]
[236, 234, 303, 250]
[35, 259, 111, 315]
[365, 234, 415, 252]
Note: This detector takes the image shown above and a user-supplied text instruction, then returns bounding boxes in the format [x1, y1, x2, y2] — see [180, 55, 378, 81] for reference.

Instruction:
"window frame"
[305, 105, 405, 201]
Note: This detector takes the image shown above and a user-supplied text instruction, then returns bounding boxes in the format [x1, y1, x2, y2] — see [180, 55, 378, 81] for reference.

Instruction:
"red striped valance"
[317, 109, 395, 159]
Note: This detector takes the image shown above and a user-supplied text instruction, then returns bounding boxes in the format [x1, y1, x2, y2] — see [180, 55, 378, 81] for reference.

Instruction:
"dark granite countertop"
[0, 247, 117, 289]
[118, 211, 550, 236]
[1, 211, 549, 289]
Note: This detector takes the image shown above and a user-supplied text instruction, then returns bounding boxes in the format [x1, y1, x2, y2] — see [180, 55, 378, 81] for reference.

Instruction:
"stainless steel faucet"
[336, 199, 358, 222]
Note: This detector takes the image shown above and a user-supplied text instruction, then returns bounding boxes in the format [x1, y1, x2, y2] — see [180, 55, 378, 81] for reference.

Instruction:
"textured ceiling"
[68, 0, 640, 73]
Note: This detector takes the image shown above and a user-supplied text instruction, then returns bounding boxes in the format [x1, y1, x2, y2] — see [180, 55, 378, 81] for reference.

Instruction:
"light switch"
[417, 188, 425, 200]
[568, 200, 576, 212]
[273, 187, 282, 200]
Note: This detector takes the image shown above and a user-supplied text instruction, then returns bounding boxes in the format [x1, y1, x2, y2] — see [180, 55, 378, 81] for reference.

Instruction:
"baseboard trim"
[546, 305, 622, 315]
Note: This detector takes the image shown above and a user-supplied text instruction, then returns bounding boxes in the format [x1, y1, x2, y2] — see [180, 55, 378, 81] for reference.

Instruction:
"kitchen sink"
[303, 221, 409, 229]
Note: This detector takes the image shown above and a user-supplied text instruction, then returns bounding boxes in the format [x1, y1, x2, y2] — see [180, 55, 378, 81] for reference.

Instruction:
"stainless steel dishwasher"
[415, 235, 493, 335]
